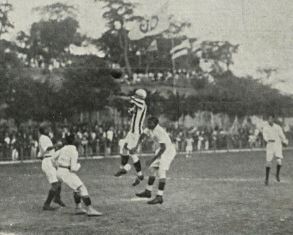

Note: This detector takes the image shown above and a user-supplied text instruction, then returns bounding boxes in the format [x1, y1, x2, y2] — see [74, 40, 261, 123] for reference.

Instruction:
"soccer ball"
[110, 63, 123, 79]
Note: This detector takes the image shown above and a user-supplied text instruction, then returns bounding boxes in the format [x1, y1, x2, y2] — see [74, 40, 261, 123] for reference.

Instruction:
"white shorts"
[150, 145, 177, 171]
[57, 168, 83, 190]
[120, 132, 140, 154]
[41, 157, 58, 184]
[266, 142, 283, 162]
[186, 146, 193, 152]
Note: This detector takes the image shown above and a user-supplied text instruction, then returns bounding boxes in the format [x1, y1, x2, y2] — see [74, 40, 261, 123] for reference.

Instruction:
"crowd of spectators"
[1, 120, 291, 162]
[121, 69, 209, 86]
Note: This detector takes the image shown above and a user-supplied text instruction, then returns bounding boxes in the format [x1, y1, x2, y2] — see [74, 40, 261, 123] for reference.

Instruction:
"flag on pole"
[128, 1, 170, 40]
[147, 39, 158, 52]
[170, 39, 191, 60]
[191, 39, 201, 52]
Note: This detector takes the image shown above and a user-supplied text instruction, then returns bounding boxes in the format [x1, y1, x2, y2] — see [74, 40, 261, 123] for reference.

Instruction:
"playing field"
[1, 150, 293, 235]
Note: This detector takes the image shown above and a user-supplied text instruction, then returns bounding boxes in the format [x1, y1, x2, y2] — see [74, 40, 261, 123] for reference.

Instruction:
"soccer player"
[55, 133, 103, 216]
[185, 134, 194, 158]
[38, 126, 65, 210]
[114, 89, 147, 186]
[134, 117, 177, 205]
[262, 114, 288, 185]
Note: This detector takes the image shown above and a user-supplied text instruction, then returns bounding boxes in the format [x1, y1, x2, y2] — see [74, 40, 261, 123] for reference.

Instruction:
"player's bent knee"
[276, 158, 282, 165]
[149, 167, 158, 176]
[78, 184, 89, 197]
[51, 182, 59, 191]
[158, 169, 167, 179]
[265, 161, 272, 167]
[121, 155, 129, 165]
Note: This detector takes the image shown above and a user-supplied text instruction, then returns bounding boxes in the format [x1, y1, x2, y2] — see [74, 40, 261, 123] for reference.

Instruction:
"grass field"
[1, 150, 293, 235]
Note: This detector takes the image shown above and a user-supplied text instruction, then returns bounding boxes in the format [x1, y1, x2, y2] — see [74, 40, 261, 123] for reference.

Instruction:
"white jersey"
[186, 138, 194, 147]
[143, 125, 173, 148]
[262, 123, 287, 144]
[56, 145, 80, 171]
[129, 96, 147, 135]
[38, 134, 54, 157]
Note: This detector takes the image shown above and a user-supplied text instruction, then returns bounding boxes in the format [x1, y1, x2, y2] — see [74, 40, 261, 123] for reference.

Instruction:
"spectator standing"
[4, 132, 11, 160]
[11, 133, 19, 161]
[105, 127, 114, 155]
[29, 135, 38, 159]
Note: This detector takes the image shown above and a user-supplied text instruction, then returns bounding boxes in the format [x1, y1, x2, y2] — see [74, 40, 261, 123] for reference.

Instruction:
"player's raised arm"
[130, 96, 145, 109]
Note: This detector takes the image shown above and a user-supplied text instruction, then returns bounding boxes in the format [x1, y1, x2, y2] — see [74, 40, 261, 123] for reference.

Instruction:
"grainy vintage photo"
[0, 0, 293, 234]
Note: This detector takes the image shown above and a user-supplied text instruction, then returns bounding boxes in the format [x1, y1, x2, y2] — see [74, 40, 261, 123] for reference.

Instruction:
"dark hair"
[39, 126, 46, 135]
[148, 116, 159, 126]
[266, 113, 275, 119]
[65, 133, 75, 145]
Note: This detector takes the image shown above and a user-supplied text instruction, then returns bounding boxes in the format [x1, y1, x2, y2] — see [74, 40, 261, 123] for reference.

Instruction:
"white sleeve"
[157, 128, 169, 144]
[39, 136, 52, 152]
[70, 149, 80, 172]
[278, 126, 288, 144]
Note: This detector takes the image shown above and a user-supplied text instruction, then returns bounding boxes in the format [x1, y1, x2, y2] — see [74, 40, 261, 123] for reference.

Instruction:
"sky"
[7, 0, 293, 94]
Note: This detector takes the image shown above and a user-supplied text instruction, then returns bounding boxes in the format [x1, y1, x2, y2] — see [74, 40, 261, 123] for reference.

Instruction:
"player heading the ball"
[114, 89, 148, 186]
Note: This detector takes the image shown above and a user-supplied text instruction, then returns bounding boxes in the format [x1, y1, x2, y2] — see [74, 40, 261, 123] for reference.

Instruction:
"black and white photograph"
[0, 0, 293, 234]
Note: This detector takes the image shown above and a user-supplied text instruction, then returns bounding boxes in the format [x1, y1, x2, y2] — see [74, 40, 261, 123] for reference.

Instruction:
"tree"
[196, 41, 239, 74]
[0, 1, 13, 39]
[0, 39, 24, 112]
[17, 3, 84, 68]
[98, 0, 142, 76]
[62, 55, 120, 119]
[6, 77, 55, 123]
[33, 2, 77, 21]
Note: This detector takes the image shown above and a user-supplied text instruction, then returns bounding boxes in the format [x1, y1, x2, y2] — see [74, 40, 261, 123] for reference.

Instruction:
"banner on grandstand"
[170, 39, 191, 60]
[128, 2, 170, 40]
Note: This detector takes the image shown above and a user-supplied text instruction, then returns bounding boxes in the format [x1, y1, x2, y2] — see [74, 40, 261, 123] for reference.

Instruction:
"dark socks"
[121, 155, 129, 166]
[276, 165, 282, 178]
[54, 184, 62, 201]
[133, 160, 142, 173]
[158, 179, 166, 191]
[148, 176, 155, 186]
[44, 189, 56, 206]
[265, 167, 270, 182]
[82, 196, 91, 207]
[73, 192, 81, 204]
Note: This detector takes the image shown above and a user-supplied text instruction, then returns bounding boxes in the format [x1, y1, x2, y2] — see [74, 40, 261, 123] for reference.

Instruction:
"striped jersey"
[129, 96, 147, 135]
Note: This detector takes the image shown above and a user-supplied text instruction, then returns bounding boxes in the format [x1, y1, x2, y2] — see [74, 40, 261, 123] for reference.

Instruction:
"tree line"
[0, 0, 292, 125]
